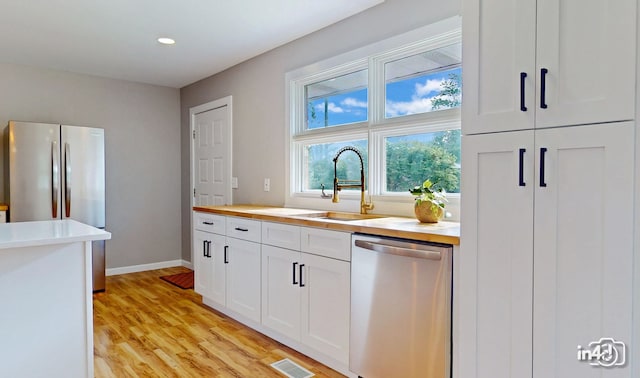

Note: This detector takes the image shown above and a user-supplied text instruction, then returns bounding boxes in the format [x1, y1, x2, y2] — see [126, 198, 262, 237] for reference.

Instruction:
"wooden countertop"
[193, 205, 460, 245]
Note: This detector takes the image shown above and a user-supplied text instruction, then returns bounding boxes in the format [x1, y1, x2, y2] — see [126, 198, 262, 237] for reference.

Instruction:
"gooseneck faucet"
[332, 146, 374, 214]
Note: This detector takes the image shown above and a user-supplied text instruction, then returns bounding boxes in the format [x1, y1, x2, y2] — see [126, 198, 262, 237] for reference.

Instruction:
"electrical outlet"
[231, 177, 238, 189]
[263, 178, 270, 192]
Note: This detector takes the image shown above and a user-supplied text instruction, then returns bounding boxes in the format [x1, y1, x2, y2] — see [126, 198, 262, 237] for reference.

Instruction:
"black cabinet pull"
[224, 245, 229, 264]
[203, 240, 207, 257]
[292, 262, 298, 285]
[520, 72, 527, 111]
[202, 221, 214, 225]
[519, 148, 526, 187]
[299, 264, 305, 287]
[540, 147, 548, 187]
[234, 227, 249, 232]
[206, 241, 211, 258]
[540, 68, 548, 109]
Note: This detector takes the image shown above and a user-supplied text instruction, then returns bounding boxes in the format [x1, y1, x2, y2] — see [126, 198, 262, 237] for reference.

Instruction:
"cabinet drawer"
[193, 212, 226, 234]
[262, 222, 300, 250]
[300, 227, 351, 261]
[226, 217, 261, 243]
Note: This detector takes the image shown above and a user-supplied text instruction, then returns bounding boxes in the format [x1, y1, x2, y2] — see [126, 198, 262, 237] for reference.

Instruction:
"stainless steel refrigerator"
[6, 121, 106, 291]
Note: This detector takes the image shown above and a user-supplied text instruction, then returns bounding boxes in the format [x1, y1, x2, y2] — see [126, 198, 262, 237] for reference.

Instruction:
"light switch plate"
[231, 177, 238, 189]
[263, 178, 270, 192]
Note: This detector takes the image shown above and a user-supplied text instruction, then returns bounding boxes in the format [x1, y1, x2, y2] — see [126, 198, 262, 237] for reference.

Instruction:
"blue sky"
[308, 67, 461, 129]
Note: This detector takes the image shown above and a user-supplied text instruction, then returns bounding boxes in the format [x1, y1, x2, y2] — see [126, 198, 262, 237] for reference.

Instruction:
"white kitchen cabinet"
[262, 244, 301, 340]
[261, 222, 351, 365]
[460, 122, 634, 378]
[462, 0, 636, 135]
[226, 236, 262, 323]
[193, 213, 261, 322]
[299, 252, 350, 364]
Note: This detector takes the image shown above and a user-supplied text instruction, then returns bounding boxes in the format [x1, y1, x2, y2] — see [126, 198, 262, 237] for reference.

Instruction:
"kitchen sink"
[298, 211, 386, 221]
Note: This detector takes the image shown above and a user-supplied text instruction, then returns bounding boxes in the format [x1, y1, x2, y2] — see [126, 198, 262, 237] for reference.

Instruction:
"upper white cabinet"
[462, 0, 636, 134]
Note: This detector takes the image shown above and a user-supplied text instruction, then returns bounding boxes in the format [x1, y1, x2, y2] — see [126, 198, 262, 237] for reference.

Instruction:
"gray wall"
[0, 63, 181, 270]
[180, 0, 462, 261]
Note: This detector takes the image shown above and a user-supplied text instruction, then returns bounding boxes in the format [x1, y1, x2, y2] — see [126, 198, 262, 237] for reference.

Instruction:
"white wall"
[180, 0, 462, 261]
[0, 63, 181, 269]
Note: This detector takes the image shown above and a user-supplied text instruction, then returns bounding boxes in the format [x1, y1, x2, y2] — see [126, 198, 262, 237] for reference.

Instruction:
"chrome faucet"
[332, 146, 374, 214]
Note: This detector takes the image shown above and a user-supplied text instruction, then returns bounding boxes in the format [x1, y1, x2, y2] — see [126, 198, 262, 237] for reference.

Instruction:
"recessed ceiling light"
[157, 37, 175, 45]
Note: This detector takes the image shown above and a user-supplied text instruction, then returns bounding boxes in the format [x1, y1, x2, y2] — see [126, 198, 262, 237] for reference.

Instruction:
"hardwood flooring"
[93, 267, 345, 378]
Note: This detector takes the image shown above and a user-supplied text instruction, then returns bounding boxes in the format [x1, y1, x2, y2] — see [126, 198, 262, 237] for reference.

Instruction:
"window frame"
[285, 17, 462, 220]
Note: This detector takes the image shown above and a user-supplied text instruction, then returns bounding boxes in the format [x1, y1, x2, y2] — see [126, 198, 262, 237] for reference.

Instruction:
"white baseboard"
[106, 259, 192, 276]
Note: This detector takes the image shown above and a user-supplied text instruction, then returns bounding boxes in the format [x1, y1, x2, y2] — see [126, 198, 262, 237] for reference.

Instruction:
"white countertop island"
[0, 220, 111, 378]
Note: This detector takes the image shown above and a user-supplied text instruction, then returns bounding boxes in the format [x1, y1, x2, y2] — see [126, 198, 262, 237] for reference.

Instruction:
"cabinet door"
[226, 237, 261, 323]
[535, 0, 636, 128]
[460, 130, 534, 378]
[261, 245, 301, 340]
[193, 230, 213, 297]
[300, 253, 350, 365]
[533, 123, 634, 377]
[208, 233, 227, 307]
[462, 0, 536, 134]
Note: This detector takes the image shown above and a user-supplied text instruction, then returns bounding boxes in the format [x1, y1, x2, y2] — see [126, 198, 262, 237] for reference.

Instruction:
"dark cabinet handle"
[292, 262, 298, 285]
[540, 147, 547, 187]
[203, 240, 208, 257]
[206, 241, 211, 258]
[520, 72, 527, 111]
[234, 227, 249, 232]
[299, 264, 305, 287]
[519, 148, 526, 187]
[540, 68, 548, 109]
[202, 221, 214, 225]
[224, 245, 229, 264]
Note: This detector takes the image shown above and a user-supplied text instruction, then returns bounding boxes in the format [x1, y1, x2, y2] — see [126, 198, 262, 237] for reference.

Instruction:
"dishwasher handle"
[354, 239, 443, 260]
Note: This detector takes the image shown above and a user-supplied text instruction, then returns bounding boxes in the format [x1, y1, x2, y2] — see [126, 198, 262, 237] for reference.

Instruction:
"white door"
[535, 0, 635, 128]
[192, 99, 232, 206]
[459, 130, 534, 378]
[226, 237, 261, 323]
[261, 245, 301, 340]
[300, 253, 350, 365]
[533, 123, 634, 378]
[461, 0, 536, 135]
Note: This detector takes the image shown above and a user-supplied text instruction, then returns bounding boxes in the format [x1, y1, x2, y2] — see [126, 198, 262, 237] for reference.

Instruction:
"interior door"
[193, 104, 231, 206]
[8, 121, 61, 222]
[61, 125, 105, 227]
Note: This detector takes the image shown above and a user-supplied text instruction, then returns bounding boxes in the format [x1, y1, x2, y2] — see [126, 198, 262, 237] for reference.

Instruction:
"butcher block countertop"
[193, 205, 460, 245]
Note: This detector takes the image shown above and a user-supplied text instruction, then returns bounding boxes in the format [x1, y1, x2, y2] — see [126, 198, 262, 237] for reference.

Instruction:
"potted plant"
[409, 179, 447, 223]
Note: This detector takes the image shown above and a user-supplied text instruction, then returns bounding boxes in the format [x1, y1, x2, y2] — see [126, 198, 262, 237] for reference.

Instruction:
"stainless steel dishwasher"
[350, 233, 453, 378]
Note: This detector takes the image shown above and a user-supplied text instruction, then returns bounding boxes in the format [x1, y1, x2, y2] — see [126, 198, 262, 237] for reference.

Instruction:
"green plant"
[409, 179, 447, 210]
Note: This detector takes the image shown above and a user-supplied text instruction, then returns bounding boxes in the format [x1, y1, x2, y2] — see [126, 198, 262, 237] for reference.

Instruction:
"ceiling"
[0, 0, 383, 88]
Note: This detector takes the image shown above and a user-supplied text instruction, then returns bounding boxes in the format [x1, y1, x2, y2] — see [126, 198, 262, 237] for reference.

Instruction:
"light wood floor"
[93, 266, 345, 378]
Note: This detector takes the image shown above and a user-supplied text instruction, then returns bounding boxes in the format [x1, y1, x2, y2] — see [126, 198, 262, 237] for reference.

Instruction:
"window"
[287, 18, 461, 220]
[306, 70, 368, 129]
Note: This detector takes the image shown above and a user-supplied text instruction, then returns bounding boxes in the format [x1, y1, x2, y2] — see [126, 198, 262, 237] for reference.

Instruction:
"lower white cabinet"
[262, 245, 351, 365]
[193, 229, 226, 305]
[460, 122, 634, 378]
[226, 236, 262, 322]
[194, 215, 352, 372]
[193, 214, 262, 323]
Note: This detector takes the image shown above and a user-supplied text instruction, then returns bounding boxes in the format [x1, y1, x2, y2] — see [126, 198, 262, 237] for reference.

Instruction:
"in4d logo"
[577, 338, 626, 367]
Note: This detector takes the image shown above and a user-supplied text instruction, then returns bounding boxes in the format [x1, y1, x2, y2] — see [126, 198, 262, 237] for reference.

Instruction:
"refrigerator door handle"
[52, 141, 59, 218]
[64, 143, 71, 218]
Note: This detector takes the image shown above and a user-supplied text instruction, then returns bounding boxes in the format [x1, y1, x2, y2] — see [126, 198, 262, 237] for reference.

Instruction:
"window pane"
[303, 140, 368, 191]
[305, 70, 368, 130]
[385, 43, 462, 118]
[385, 129, 460, 193]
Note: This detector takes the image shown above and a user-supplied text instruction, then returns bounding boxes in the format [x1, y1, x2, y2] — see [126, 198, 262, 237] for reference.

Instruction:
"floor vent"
[270, 358, 315, 378]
